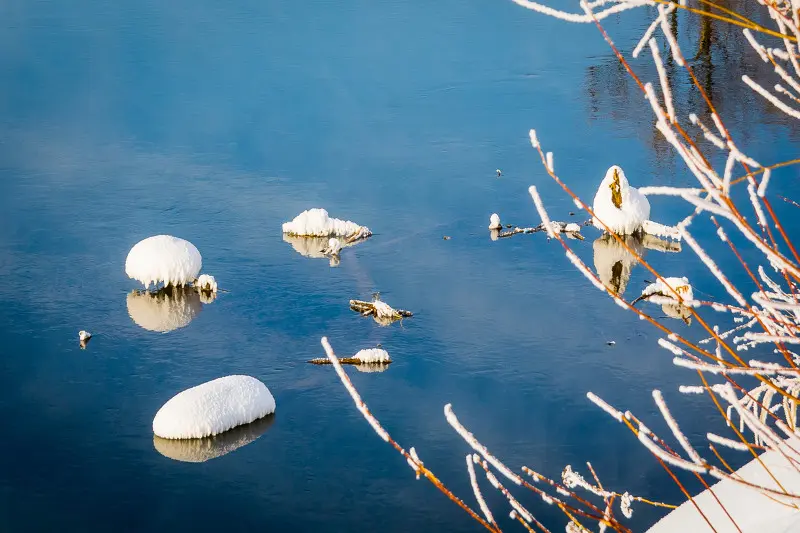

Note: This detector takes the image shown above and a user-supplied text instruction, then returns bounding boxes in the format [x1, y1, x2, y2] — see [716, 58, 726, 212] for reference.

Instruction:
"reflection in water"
[593, 234, 681, 296]
[153, 414, 275, 463]
[282, 235, 357, 267]
[354, 363, 390, 373]
[585, 4, 800, 169]
[593, 234, 645, 296]
[127, 287, 203, 333]
[662, 302, 692, 324]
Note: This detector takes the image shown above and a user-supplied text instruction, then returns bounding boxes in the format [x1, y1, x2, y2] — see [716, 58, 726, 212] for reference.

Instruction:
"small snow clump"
[79, 330, 92, 342]
[126, 235, 202, 290]
[196, 274, 217, 293]
[592, 166, 651, 235]
[489, 213, 502, 230]
[326, 238, 342, 256]
[642, 276, 693, 302]
[153, 375, 276, 440]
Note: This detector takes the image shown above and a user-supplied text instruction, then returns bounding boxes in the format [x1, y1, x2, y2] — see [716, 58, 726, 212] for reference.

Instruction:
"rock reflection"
[593, 234, 645, 296]
[282, 234, 359, 266]
[153, 414, 275, 463]
[127, 287, 203, 333]
[593, 234, 681, 296]
[354, 363, 390, 373]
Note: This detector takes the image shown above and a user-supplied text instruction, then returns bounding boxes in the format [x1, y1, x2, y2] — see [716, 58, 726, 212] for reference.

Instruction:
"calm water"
[2, 2, 799, 531]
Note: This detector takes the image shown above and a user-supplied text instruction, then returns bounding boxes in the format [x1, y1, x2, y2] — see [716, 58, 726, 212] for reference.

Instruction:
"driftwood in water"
[349, 299, 413, 320]
[308, 357, 392, 365]
[494, 220, 587, 241]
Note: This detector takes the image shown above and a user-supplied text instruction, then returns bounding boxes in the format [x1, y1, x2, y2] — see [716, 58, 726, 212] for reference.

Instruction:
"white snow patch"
[196, 274, 217, 293]
[647, 443, 800, 532]
[282, 208, 371, 239]
[354, 348, 391, 364]
[565, 223, 581, 233]
[125, 235, 202, 290]
[489, 213, 502, 230]
[592, 166, 651, 235]
[127, 289, 202, 333]
[153, 375, 276, 440]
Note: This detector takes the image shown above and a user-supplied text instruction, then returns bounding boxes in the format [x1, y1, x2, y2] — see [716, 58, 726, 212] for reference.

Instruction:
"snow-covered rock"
[592, 166, 651, 235]
[354, 348, 391, 364]
[153, 375, 276, 440]
[153, 414, 274, 463]
[126, 288, 202, 333]
[647, 443, 800, 532]
[79, 330, 92, 342]
[489, 213, 502, 230]
[195, 274, 217, 293]
[126, 235, 202, 289]
[282, 208, 371, 240]
[642, 276, 693, 302]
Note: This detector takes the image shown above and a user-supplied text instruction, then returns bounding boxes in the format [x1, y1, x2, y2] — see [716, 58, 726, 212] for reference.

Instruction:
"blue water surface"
[1, 1, 799, 531]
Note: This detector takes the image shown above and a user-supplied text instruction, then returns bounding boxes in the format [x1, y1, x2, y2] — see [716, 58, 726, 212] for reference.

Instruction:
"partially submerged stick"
[350, 299, 413, 319]
[309, 357, 392, 366]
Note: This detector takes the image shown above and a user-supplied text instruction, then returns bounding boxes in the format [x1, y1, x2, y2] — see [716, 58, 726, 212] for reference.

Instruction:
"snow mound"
[153, 375, 276, 440]
[153, 414, 274, 463]
[126, 235, 202, 289]
[489, 213, 502, 230]
[127, 288, 202, 333]
[642, 276, 693, 302]
[282, 208, 371, 239]
[354, 348, 391, 364]
[196, 274, 217, 293]
[647, 444, 800, 532]
[592, 166, 651, 235]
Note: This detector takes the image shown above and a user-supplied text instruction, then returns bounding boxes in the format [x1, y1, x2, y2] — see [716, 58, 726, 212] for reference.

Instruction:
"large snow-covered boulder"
[126, 235, 202, 289]
[153, 375, 276, 440]
[126, 288, 202, 333]
[282, 208, 371, 240]
[592, 166, 651, 235]
[153, 414, 274, 463]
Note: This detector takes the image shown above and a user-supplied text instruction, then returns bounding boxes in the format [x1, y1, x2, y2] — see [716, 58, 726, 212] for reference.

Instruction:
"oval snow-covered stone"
[125, 235, 202, 289]
[153, 376, 276, 440]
